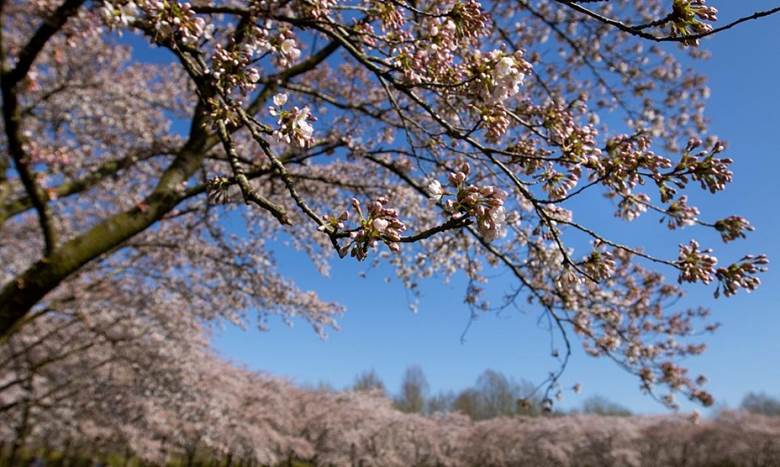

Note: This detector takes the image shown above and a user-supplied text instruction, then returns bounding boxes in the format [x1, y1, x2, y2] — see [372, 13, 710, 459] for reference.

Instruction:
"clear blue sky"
[203, 2, 780, 414]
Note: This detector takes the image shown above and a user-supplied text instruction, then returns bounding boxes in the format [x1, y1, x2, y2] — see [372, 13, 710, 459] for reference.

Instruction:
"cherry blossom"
[0, 0, 775, 426]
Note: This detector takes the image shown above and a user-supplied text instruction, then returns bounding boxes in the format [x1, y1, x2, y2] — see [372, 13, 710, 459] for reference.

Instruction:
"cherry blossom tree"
[1, 0, 777, 418]
[2, 316, 780, 466]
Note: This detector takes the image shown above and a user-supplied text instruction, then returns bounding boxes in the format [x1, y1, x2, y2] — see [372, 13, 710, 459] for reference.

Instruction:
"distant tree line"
[354, 366, 780, 420]
[739, 392, 780, 417]
[352, 366, 635, 419]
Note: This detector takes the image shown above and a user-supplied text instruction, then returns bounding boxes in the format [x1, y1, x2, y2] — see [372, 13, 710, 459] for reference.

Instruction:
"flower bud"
[372, 218, 389, 232]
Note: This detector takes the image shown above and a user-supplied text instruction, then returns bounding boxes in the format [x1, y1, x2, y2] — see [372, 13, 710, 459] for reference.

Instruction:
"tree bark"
[0, 113, 215, 339]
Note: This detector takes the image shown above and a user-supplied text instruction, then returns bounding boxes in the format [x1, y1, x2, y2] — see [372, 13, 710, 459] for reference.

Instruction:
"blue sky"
[206, 2, 780, 414]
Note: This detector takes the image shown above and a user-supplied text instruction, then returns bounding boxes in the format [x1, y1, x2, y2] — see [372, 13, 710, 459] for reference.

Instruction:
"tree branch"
[0, 105, 214, 340]
[215, 120, 291, 225]
[0, 147, 171, 225]
[0, 0, 87, 255]
[554, 1, 780, 43]
[1, 80, 59, 255]
[3, 0, 86, 86]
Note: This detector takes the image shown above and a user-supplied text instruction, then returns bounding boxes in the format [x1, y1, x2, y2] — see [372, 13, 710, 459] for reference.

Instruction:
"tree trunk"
[0, 113, 213, 340]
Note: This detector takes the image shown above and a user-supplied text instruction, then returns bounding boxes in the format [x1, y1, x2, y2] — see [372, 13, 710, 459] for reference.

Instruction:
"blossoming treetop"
[0, 0, 775, 407]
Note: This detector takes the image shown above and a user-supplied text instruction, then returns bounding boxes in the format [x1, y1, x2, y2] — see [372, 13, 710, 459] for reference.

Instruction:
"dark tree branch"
[554, 1, 780, 43]
[1, 80, 59, 255]
[0, 0, 85, 255]
[216, 119, 291, 225]
[3, 0, 86, 86]
[0, 105, 214, 341]
[0, 16, 342, 340]
[0, 147, 172, 225]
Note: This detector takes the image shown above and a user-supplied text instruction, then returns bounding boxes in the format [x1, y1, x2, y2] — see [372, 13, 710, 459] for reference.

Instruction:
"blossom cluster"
[675, 139, 733, 194]
[715, 254, 768, 298]
[596, 135, 670, 195]
[99, 0, 141, 28]
[539, 167, 580, 201]
[676, 240, 717, 284]
[101, 1, 214, 46]
[269, 93, 316, 147]
[459, 51, 531, 140]
[388, 1, 491, 85]
[429, 162, 508, 241]
[448, 0, 490, 42]
[615, 193, 650, 222]
[671, 0, 719, 46]
[210, 43, 261, 96]
[714, 216, 754, 243]
[275, 29, 301, 67]
[330, 197, 407, 260]
[581, 243, 617, 282]
[486, 52, 530, 105]
[542, 104, 601, 165]
[663, 195, 700, 229]
[676, 240, 769, 297]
